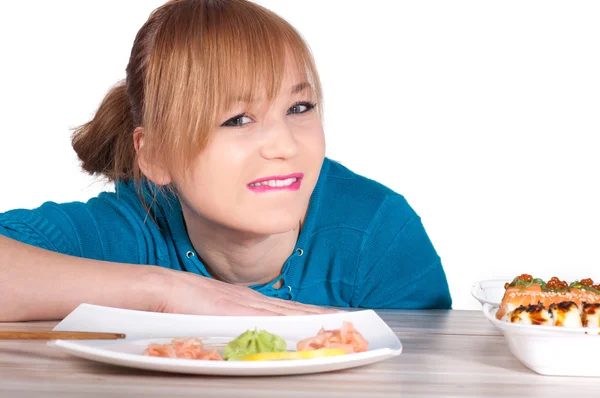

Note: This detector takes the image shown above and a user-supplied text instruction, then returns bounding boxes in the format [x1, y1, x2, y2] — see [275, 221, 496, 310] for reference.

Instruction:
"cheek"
[178, 150, 246, 212]
[193, 138, 254, 184]
[295, 119, 326, 156]
[312, 128, 326, 156]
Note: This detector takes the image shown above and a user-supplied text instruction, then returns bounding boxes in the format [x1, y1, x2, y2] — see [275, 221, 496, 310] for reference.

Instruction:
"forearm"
[0, 235, 165, 322]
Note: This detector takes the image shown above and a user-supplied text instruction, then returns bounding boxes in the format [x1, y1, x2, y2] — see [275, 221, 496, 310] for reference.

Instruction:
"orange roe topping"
[546, 276, 568, 290]
[518, 274, 533, 282]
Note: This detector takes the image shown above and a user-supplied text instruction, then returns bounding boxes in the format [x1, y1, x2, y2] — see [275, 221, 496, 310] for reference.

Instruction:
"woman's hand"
[0, 236, 336, 322]
[144, 267, 338, 316]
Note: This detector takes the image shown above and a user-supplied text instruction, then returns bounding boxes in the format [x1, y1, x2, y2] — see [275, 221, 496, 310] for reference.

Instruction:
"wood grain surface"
[1, 310, 599, 397]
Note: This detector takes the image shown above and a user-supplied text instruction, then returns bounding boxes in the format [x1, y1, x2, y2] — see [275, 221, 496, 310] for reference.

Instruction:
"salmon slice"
[144, 338, 223, 360]
[296, 321, 368, 354]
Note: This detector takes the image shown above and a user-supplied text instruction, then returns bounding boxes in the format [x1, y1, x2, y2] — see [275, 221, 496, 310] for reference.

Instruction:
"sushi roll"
[497, 275, 600, 321]
[548, 301, 582, 327]
[508, 303, 553, 326]
[582, 303, 600, 328]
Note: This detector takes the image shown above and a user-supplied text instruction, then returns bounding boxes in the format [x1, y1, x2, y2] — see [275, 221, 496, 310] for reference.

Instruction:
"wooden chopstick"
[0, 331, 126, 340]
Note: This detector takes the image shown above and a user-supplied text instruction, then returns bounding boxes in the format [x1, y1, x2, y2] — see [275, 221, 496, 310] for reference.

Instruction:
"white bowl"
[483, 303, 600, 377]
[471, 279, 509, 306]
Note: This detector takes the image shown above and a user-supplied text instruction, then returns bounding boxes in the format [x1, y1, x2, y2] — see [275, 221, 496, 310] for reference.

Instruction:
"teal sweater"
[0, 159, 452, 309]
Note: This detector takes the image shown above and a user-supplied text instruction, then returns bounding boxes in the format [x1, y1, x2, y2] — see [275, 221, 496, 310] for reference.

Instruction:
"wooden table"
[1, 310, 600, 397]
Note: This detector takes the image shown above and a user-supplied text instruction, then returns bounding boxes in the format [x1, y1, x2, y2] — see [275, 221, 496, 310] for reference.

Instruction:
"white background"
[0, 1, 598, 310]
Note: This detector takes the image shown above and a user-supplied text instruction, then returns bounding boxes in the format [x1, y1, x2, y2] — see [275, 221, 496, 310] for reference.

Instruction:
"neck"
[180, 204, 301, 287]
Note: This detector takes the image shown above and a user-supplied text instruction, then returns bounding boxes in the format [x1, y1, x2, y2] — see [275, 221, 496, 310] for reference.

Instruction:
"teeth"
[250, 178, 297, 188]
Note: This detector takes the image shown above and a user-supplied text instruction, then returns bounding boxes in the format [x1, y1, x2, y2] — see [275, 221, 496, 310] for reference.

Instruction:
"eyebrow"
[291, 82, 312, 94]
[234, 82, 313, 103]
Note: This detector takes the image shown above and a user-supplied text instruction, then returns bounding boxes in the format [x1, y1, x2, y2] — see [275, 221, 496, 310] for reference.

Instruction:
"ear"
[133, 127, 172, 186]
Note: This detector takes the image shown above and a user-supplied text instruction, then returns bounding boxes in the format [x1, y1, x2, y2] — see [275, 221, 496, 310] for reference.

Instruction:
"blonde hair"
[72, 0, 323, 182]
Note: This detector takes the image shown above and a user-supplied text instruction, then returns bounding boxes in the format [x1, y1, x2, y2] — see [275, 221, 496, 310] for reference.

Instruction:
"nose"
[259, 118, 299, 160]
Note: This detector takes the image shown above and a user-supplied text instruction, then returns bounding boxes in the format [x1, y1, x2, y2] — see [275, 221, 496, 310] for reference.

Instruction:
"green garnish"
[569, 281, 600, 294]
[508, 277, 571, 292]
[508, 277, 600, 293]
[509, 277, 546, 290]
[223, 329, 287, 361]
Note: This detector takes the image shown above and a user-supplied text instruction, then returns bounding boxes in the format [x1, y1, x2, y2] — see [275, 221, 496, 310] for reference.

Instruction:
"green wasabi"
[223, 329, 287, 361]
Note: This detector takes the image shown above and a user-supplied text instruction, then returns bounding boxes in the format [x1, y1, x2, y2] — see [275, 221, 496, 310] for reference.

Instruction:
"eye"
[220, 114, 253, 127]
[287, 101, 316, 115]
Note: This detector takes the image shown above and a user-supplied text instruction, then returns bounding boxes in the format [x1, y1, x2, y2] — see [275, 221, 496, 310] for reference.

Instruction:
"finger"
[272, 301, 338, 315]
[228, 292, 341, 316]
[266, 303, 338, 316]
[256, 304, 333, 316]
[254, 292, 338, 313]
[215, 300, 283, 317]
[250, 295, 340, 315]
[225, 282, 340, 315]
[243, 299, 318, 316]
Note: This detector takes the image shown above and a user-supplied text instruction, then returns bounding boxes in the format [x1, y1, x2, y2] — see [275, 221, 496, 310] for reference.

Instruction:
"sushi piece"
[582, 303, 600, 327]
[548, 302, 582, 327]
[508, 303, 553, 326]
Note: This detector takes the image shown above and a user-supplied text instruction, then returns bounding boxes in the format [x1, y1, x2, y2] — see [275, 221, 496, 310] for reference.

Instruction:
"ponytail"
[71, 82, 137, 182]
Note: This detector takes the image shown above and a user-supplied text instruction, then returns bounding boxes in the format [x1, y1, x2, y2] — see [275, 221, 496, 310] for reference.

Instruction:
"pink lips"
[247, 173, 304, 193]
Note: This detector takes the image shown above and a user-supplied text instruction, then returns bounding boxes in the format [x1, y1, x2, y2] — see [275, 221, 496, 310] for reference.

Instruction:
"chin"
[238, 208, 304, 236]
[250, 218, 301, 236]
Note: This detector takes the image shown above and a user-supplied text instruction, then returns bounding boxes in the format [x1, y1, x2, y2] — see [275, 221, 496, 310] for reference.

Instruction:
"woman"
[0, 0, 451, 322]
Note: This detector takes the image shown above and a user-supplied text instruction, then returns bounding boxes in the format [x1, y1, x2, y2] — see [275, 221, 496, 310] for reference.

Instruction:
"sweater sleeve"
[351, 195, 452, 309]
[0, 188, 166, 265]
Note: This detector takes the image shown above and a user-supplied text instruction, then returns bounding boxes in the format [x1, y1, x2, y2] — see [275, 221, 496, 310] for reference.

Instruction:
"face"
[171, 65, 326, 236]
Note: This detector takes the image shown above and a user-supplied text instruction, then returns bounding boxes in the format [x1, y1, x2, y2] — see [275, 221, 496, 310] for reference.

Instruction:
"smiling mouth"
[247, 174, 303, 192]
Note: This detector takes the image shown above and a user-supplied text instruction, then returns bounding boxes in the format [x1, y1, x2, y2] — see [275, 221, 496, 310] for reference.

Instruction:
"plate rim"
[48, 338, 402, 376]
[49, 339, 401, 370]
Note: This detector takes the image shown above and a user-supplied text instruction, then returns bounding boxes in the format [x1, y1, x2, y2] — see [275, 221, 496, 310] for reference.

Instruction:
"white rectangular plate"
[48, 304, 402, 376]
